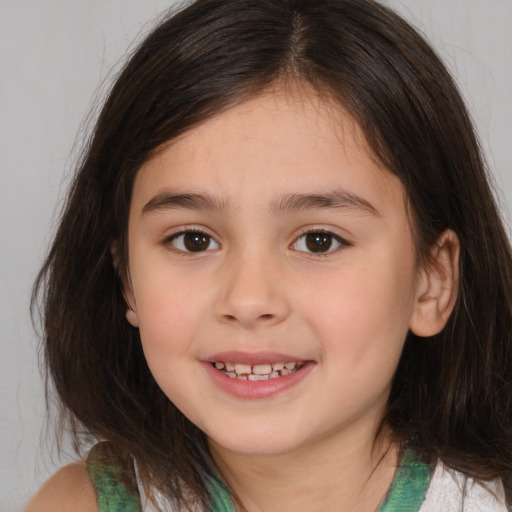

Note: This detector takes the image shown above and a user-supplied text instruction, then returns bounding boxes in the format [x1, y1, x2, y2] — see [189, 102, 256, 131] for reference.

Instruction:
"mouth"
[212, 361, 304, 381]
[205, 354, 314, 399]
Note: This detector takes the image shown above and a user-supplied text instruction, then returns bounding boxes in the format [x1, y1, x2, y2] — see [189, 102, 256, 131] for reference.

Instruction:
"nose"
[214, 251, 291, 329]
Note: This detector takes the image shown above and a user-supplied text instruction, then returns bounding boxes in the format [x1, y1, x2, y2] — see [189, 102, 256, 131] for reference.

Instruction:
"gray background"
[1, 1, 511, 510]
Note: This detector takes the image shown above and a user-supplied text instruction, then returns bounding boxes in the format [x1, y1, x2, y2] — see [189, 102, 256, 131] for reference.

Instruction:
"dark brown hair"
[33, 0, 512, 507]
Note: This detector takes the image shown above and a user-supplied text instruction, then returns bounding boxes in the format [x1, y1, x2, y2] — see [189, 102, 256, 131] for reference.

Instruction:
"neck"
[209, 428, 400, 512]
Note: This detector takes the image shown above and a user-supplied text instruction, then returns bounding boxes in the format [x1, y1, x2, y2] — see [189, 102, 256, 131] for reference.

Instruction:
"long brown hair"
[33, 0, 512, 507]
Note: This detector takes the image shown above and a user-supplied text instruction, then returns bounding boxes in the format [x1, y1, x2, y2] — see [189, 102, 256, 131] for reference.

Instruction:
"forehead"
[132, 88, 405, 218]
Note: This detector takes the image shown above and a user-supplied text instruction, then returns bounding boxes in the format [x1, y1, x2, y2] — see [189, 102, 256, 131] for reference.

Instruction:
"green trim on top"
[377, 449, 431, 512]
[88, 462, 141, 512]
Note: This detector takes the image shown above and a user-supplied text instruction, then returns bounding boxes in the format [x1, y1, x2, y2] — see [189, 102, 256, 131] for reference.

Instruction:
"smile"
[212, 361, 304, 381]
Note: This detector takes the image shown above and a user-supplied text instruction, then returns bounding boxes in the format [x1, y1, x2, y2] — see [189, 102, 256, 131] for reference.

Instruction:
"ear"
[122, 281, 140, 328]
[409, 229, 459, 337]
[111, 242, 140, 328]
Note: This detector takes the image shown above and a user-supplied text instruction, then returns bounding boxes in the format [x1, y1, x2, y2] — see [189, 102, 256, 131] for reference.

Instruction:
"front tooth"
[225, 362, 235, 372]
[248, 374, 270, 381]
[253, 364, 272, 375]
[272, 363, 285, 371]
[284, 362, 297, 370]
[234, 363, 252, 375]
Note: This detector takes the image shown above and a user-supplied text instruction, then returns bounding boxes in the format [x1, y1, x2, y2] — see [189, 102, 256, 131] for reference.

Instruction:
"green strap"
[88, 462, 141, 512]
[377, 449, 431, 512]
[88, 462, 235, 512]
[207, 476, 237, 511]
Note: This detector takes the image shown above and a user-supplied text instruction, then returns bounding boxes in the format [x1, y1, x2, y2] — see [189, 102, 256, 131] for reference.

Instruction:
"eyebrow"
[270, 191, 380, 216]
[141, 189, 379, 217]
[142, 192, 229, 215]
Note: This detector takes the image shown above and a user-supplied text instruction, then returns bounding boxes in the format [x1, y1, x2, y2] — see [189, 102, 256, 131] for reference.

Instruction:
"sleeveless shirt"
[87, 443, 509, 511]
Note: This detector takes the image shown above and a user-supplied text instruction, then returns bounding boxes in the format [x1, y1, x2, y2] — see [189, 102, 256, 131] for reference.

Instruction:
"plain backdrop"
[1, 1, 511, 510]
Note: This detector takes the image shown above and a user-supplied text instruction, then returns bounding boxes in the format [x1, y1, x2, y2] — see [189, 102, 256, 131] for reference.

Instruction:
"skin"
[122, 88, 457, 511]
[27, 87, 458, 511]
[24, 462, 97, 512]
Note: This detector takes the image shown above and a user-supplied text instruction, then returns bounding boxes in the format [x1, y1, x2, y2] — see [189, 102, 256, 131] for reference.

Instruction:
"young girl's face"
[125, 88, 424, 458]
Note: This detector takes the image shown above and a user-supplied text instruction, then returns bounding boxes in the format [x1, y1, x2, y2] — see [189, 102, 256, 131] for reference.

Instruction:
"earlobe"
[126, 309, 140, 328]
[121, 272, 139, 327]
[110, 242, 140, 328]
[409, 229, 459, 337]
[123, 287, 140, 327]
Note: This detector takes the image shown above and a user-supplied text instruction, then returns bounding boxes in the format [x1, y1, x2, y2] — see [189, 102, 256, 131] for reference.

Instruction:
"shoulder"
[420, 461, 509, 512]
[24, 461, 98, 512]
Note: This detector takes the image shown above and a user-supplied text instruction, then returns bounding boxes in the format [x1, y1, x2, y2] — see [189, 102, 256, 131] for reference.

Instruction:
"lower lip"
[203, 361, 314, 399]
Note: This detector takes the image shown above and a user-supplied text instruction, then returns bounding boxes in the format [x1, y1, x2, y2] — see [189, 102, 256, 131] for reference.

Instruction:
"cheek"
[134, 282, 207, 408]
[298, 254, 417, 364]
[294, 262, 416, 423]
[134, 272, 206, 362]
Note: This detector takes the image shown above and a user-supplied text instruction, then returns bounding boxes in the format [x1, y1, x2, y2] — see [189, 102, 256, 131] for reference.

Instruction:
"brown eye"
[293, 232, 345, 254]
[170, 231, 220, 253]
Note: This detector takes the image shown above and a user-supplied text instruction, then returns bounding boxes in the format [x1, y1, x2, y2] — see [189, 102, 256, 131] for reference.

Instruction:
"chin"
[206, 426, 308, 458]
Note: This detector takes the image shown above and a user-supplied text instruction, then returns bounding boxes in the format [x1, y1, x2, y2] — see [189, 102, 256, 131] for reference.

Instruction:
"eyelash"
[163, 228, 351, 255]
[292, 229, 351, 256]
[164, 228, 220, 254]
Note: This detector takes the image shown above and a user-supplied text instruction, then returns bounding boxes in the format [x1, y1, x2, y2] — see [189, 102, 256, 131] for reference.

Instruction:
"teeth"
[248, 374, 270, 381]
[253, 364, 272, 375]
[234, 363, 252, 375]
[213, 360, 304, 380]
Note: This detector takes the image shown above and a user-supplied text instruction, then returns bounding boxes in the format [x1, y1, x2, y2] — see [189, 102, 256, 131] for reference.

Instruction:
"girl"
[27, 0, 512, 510]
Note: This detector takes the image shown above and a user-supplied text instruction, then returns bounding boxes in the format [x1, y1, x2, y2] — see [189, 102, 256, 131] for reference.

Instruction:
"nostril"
[220, 312, 277, 326]
[223, 313, 274, 322]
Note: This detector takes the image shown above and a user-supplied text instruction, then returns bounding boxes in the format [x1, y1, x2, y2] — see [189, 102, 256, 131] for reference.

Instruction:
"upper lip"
[205, 351, 308, 365]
